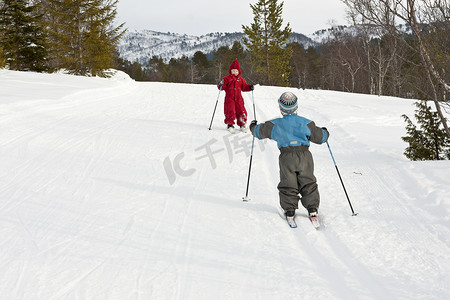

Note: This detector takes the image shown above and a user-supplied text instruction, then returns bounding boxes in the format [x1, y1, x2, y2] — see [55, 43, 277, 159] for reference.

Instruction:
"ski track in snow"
[0, 69, 449, 299]
[248, 89, 392, 299]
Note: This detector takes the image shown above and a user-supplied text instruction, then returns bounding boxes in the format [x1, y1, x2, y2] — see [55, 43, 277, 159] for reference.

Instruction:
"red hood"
[228, 59, 241, 76]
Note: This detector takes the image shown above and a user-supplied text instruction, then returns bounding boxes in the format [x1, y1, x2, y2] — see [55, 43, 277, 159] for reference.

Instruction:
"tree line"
[118, 24, 446, 105]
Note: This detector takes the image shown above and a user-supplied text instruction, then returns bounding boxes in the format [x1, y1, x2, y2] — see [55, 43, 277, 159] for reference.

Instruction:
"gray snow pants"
[278, 146, 320, 212]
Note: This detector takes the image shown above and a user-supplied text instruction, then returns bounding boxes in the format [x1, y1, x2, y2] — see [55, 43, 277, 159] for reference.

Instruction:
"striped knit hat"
[278, 92, 298, 115]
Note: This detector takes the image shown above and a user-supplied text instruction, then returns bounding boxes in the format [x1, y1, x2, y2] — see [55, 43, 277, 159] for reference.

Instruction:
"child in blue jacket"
[249, 91, 329, 221]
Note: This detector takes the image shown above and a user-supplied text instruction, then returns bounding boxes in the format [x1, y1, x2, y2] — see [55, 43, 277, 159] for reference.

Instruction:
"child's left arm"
[308, 122, 329, 144]
[240, 77, 254, 92]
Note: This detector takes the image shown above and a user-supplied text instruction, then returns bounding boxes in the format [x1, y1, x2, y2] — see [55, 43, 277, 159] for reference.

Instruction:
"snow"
[118, 30, 314, 65]
[0, 69, 449, 299]
[118, 30, 244, 64]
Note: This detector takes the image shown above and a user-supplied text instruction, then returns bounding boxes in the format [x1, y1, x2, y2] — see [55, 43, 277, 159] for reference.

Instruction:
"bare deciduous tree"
[342, 0, 450, 137]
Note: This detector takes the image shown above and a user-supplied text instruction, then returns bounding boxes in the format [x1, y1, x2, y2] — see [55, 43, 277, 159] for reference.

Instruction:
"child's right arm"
[217, 77, 228, 90]
[250, 121, 274, 139]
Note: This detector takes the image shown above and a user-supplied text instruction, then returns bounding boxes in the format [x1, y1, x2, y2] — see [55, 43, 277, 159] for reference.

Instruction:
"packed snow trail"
[0, 70, 449, 299]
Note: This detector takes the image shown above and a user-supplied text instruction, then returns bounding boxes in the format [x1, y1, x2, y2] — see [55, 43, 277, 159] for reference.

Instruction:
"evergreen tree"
[229, 41, 247, 64]
[212, 41, 248, 81]
[212, 45, 230, 79]
[128, 60, 144, 81]
[289, 42, 307, 88]
[192, 51, 209, 83]
[0, 45, 6, 67]
[402, 101, 450, 160]
[228, 41, 252, 82]
[242, 0, 292, 86]
[289, 44, 322, 89]
[0, 4, 4, 67]
[305, 46, 321, 89]
[43, 0, 125, 76]
[147, 55, 166, 81]
[167, 56, 190, 83]
[0, 0, 48, 71]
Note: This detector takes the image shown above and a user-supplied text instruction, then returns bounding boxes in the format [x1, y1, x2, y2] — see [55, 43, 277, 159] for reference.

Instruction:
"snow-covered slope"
[309, 23, 415, 44]
[118, 30, 315, 64]
[118, 24, 415, 65]
[0, 69, 449, 299]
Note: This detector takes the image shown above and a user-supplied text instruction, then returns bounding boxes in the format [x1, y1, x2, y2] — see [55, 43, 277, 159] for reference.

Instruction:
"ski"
[277, 206, 320, 229]
[226, 126, 248, 134]
[277, 206, 297, 228]
[309, 213, 320, 229]
[286, 216, 297, 228]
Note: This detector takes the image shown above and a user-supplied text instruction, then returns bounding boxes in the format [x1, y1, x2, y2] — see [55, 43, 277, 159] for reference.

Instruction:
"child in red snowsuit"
[218, 59, 254, 133]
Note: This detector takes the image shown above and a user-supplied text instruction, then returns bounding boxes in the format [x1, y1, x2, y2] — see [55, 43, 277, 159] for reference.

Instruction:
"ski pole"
[242, 136, 255, 201]
[326, 141, 358, 216]
[251, 89, 256, 120]
[243, 90, 257, 201]
[208, 85, 222, 130]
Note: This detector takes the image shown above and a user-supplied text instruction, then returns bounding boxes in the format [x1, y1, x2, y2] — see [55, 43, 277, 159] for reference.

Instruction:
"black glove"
[322, 127, 329, 139]
[249, 85, 254, 90]
[250, 120, 257, 130]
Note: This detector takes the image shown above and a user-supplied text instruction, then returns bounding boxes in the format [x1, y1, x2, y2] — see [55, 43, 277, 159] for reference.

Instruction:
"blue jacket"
[251, 114, 329, 149]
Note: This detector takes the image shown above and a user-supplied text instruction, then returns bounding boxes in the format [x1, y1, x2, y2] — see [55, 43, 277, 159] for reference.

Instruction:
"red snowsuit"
[218, 59, 252, 126]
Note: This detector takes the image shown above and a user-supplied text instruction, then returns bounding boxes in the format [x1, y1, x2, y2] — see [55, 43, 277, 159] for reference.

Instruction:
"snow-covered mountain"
[118, 30, 316, 65]
[1, 69, 449, 299]
[118, 24, 415, 66]
[309, 23, 414, 44]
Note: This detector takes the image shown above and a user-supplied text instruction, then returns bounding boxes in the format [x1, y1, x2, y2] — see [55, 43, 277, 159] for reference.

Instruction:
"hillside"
[118, 30, 315, 65]
[118, 24, 415, 66]
[0, 69, 449, 299]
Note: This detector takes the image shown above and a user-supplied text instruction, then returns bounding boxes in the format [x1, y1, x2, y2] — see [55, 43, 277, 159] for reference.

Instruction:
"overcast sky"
[116, 0, 349, 36]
